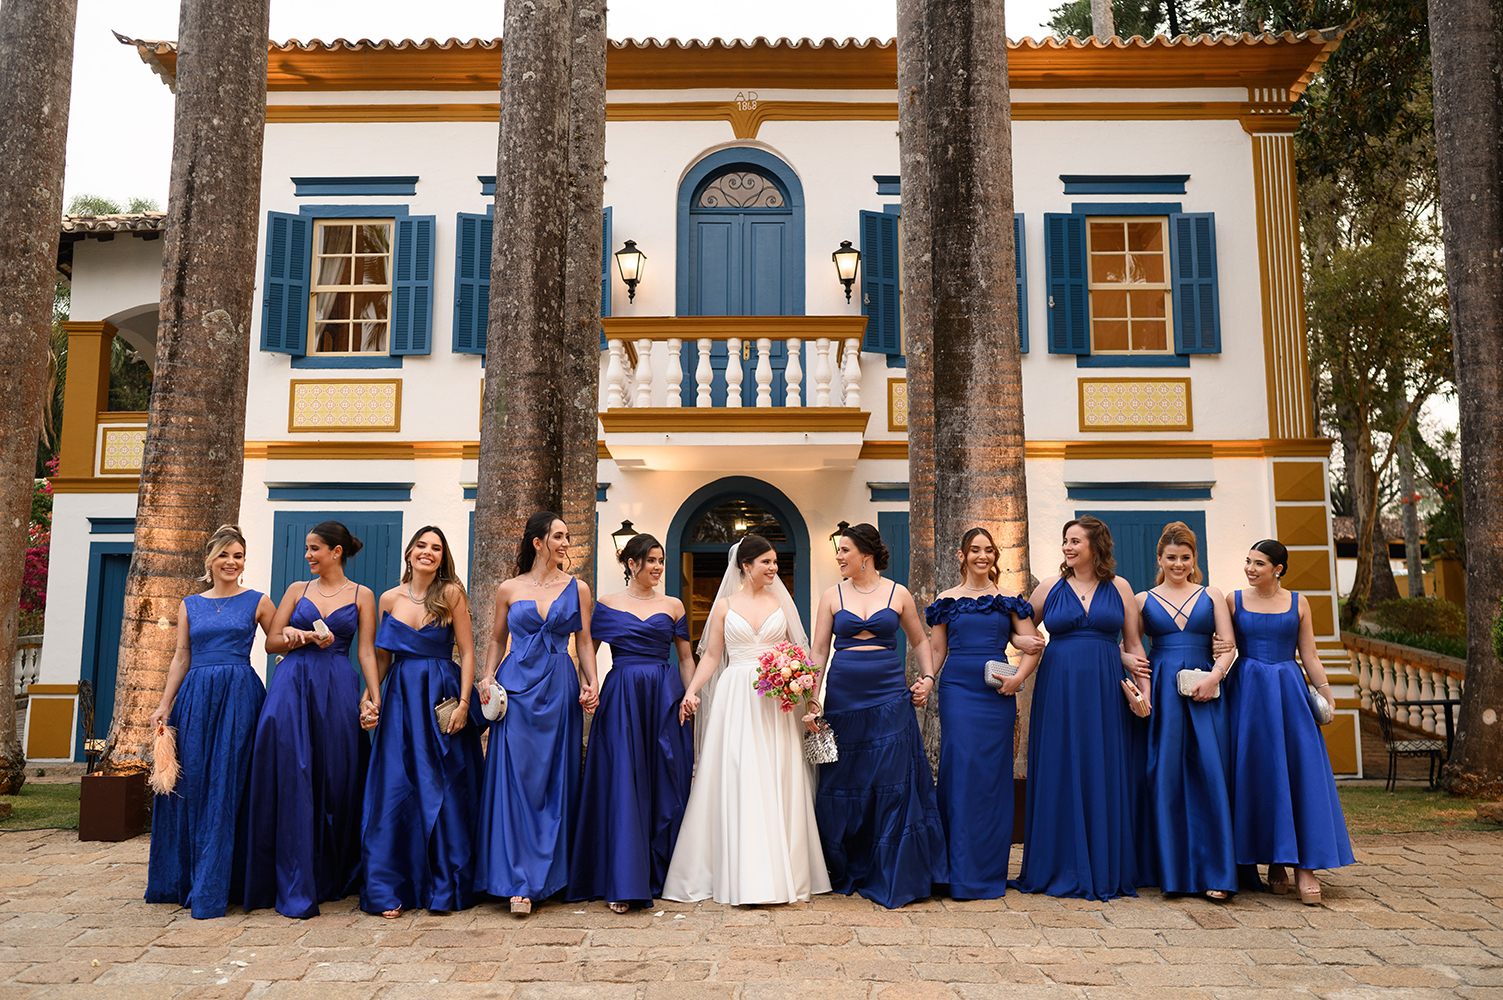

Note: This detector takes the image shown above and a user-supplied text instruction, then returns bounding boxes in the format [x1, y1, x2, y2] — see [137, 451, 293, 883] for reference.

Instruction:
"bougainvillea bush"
[19, 460, 54, 635]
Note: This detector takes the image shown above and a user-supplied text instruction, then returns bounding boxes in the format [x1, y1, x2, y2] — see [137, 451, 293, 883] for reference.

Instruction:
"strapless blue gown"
[243, 588, 368, 917]
[146, 590, 266, 918]
[815, 582, 946, 909]
[567, 605, 693, 906]
[360, 613, 483, 914]
[1229, 591, 1354, 871]
[1143, 588, 1236, 894]
[926, 594, 1033, 899]
[475, 578, 583, 901]
[1012, 579, 1139, 899]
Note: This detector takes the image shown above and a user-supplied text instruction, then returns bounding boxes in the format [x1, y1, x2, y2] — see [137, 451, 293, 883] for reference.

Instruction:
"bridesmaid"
[474, 511, 600, 915]
[1011, 516, 1152, 900]
[568, 532, 695, 912]
[360, 525, 483, 918]
[245, 521, 379, 918]
[145, 525, 276, 918]
[1228, 539, 1354, 904]
[924, 527, 1045, 900]
[1136, 522, 1238, 899]
[805, 522, 946, 909]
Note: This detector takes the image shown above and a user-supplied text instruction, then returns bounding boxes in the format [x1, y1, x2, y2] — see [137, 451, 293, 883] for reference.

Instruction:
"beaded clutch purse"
[985, 659, 1018, 690]
[1176, 668, 1221, 699]
[803, 718, 839, 764]
[433, 697, 460, 731]
[480, 681, 508, 722]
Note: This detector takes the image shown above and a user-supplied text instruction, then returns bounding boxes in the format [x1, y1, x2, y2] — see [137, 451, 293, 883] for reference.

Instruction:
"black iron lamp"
[829, 520, 851, 553]
[611, 519, 640, 555]
[832, 241, 861, 302]
[614, 240, 647, 302]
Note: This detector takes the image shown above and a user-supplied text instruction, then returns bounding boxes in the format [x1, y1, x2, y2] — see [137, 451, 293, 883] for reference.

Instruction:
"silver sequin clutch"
[1176, 668, 1220, 699]
[803, 718, 839, 764]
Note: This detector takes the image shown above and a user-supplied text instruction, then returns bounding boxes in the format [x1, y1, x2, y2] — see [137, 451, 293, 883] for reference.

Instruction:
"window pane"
[315, 323, 350, 353]
[314, 291, 351, 322]
[1093, 320, 1130, 352]
[356, 224, 391, 255]
[1091, 254, 1127, 284]
[354, 255, 388, 285]
[1089, 222, 1125, 252]
[318, 223, 354, 254]
[1132, 320, 1168, 352]
[1128, 290, 1166, 319]
[356, 322, 386, 353]
[1092, 289, 1128, 319]
[316, 255, 352, 287]
[353, 292, 388, 321]
[1127, 222, 1163, 252]
[1130, 253, 1164, 284]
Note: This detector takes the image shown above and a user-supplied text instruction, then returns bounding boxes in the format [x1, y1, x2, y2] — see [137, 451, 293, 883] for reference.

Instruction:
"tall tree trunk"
[472, 0, 574, 641]
[1090, 0, 1117, 39]
[1346, 432, 1378, 626]
[0, 0, 77, 793]
[1430, 0, 1503, 796]
[1397, 428, 1425, 597]
[102, 0, 270, 772]
[1369, 512, 1401, 603]
[560, 0, 607, 593]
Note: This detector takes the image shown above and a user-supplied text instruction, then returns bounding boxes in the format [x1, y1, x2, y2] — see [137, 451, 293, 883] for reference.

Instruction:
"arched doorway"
[666, 477, 810, 645]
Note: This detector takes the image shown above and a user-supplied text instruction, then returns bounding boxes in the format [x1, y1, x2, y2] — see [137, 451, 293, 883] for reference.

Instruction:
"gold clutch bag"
[434, 697, 461, 732]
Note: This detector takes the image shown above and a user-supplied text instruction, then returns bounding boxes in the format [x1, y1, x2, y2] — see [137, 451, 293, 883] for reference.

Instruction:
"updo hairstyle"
[958, 526, 1001, 585]
[1060, 515, 1115, 582]
[311, 520, 363, 565]
[619, 532, 663, 585]
[515, 510, 564, 577]
[1250, 538, 1289, 578]
[736, 534, 775, 575]
[199, 524, 248, 584]
[1155, 521, 1204, 585]
[841, 522, 890, 571]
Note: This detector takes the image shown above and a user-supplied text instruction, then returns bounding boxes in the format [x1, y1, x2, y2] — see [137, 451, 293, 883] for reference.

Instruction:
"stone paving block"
[1318, 989, 1477, 1000]
[1299, 947, 1380, 966]
[507, 948, 571, 964]
[774, 910, 832, 926]
[373, 962, 455, 982]
[1008, 947, 1084, 965]
[1185, 909, 1237, 931]
[373, 985, 513, 999]
[1043, 964, 1117, 986]
[853, 928, 924, 946]
[577, 960, 670, 981]
[1092, 929, 1162, 949]
[1345, 965, 1460, 988]
[1077, 948, 1158, 965]
[1117, 963, 1249, 987]
[713, 960, 781, 979]
[987, 962, 1052, 984]
[841, 959, 918, 982]
[872, 983, 956, 1000]
[741, 980, 871, 1000]
[254, 985, 383, 1000]
[643, 983, 736, 1000]
[778, 960, 843, 979]
[302, 962, 378, 982]
[11, 964, 106, 985]
[875, 946, 950, 964]
[1039, 928, 1100, 947]
[783, 926, 853, 946]
[922, 928, 992, 948]
[27, 987, 178, 1000]
[454, 963, 502, 982]
[952, 984, 1089, 999]
[913, 963, 997, 983]
[1241, 964, 1355, 988]
[489, 962, 578, 982]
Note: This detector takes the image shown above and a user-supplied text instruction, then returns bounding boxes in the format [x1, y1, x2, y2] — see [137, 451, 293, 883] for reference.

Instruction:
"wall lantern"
[611, 519, 640, 555]
[614, 240, 647, 302]
[829, 520, 851, 553]
[832, 241, 861, 302]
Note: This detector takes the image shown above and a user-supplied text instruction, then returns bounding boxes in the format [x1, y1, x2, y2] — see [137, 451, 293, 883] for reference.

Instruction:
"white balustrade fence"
[604, 336, 862, 409]
[1343, 632, 1464, 738]
[12, 635, 41, 698]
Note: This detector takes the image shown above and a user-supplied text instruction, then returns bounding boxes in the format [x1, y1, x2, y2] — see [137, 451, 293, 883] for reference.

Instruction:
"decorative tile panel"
[289, 379, 402, 433]
[98, 426, 146, 475]
[1078, 377, 1191, 431]
[887, 378, 908, 431]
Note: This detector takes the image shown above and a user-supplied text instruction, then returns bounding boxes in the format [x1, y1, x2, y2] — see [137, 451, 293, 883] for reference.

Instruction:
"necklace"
[625, 587, 657, 601]
[208, 590, 237, 613]
[1071, 581, 1097, 604]
[315, 578, 350, 599]
[962, 582, 994, 592]
[531, 572, 564, 588]
[1253, 585, 1280, 600]
[406, 582, 430, 603]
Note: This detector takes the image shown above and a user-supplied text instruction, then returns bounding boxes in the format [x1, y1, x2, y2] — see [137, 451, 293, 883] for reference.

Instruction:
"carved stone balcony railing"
[1341, 631, 1465, 738]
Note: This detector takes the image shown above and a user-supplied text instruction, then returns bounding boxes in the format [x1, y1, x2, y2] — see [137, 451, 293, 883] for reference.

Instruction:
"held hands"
[802, 700, 823, 733]
[678, 692, 700, 726]
[1121, 679, 1151, 718]
[359, 695, 380, 730]
[579, 685, 599, 713]
[909, 675, 934, 708]
[1121, 649, 1151, 680]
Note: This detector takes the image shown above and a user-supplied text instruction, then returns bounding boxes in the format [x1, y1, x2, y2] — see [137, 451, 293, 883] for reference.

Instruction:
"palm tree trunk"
[0, 0, 77, 793]
[1430, 0, 1503, 796]
[1397, 429, 1425, 597]
[101, 0, 270, 772]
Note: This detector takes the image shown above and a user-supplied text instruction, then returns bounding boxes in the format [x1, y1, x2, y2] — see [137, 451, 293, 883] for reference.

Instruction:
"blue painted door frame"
[1074, 509, 1209, 593]
[77, 542, 133, 761]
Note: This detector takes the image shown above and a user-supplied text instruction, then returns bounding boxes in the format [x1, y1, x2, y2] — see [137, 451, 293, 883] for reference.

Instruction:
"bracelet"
[918, 675, 935, 685]
[1317, 683, 1330, 689]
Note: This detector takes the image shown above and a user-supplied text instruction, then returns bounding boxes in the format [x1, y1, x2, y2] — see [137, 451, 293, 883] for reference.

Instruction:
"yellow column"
[58, 321, 115, 479]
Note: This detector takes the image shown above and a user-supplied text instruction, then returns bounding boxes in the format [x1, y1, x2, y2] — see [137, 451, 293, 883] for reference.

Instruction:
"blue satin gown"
[145, 590, 267, 918]
[1012, 579, 1140, 899]
[360, 613, 483, 914]
[926, 593, 1033, 899]
[243, 586, 368, 918]
[475, 578, 584, 901]
[1143, 588, 1236, 894]
[1229, 591, 1354, 871]
[567, 605, 693, 906]
[815, 583, 946, 909]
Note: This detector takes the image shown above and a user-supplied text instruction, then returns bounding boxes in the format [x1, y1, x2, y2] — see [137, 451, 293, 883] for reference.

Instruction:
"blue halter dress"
[145, 589, 266, 918]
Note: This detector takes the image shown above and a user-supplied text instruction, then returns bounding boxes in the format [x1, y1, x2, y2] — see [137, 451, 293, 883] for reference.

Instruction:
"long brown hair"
[1154, 521, 1203, 585]
[1060, 516, 1115, 582]
[402, 525, 465, 626]
[958, 527, 1001, 585]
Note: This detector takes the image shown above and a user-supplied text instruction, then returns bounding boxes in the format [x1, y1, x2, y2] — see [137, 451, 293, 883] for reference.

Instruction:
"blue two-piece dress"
[1143, 588, 1236, 895]
[1229, 591, 1354, 873]
[145, 589, 267, 918]
[815, 582, 946, 909]
[567, 604, 694, 907]
[475, 578, 584, 902]
[925, 593, 1033, 899]
[1012, 578, 1140, 900]
[243, 584, 369, 917]
[360, 613, 484, 914]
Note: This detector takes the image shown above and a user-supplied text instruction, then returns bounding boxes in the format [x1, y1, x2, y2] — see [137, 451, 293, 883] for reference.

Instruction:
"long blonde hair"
[402, 525, 465, 626]
[199, 525, 247, 584]
[1154, 521, 1204, 585]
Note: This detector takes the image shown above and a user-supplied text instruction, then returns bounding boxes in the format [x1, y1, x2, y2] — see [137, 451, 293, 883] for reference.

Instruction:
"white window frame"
[308, 217, 395, 357]
[1085, 215, 1173, 357]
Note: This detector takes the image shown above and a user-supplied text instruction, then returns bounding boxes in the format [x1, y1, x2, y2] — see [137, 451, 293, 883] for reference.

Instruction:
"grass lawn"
[1338, 785, 1496, 835]
[0, 782, 81, 831]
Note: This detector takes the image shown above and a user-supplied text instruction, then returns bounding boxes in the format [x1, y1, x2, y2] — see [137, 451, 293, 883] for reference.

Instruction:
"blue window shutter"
[600, 206, 612, 349]
[1044, 213, 1089, 354]
[1015, 213, 1029, 354]
[1170, 212, 1221, 354]
[390, 216, 435, 355]
[860, 209, 901, 355]
[259, 211, 310, 355]
[453, 212, 491, 354]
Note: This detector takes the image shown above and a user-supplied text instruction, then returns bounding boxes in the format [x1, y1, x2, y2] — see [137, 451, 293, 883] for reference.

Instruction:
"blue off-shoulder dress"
[1143, 588, 1237, 895]
[567, 604, 694, 906]
[1229, 591, 1354, 872]
[145, 590, 267, 918]
[475, 578, 584, 902]
[244, 585, 369, 918]
[1012, 579, 1140, 900]
[925, 593, 1033, 899]
[815, 582, 946, 909]
[360, 613, 484, 915]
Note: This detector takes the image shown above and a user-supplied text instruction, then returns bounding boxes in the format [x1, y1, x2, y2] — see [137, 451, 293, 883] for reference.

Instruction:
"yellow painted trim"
[1250, 131, 1316, 439]
[287, 378, 403, 434]
[598, 441, 612, 460]
[1322, 711, 1359, 775]
[243, 440, 475, 461]
[1077, 377, 1193, 432]
[1240, 114, 1302, 133]
[601, 407, 870, 434]
[602, 314, 868, 341]
[25, 697, 75, 759]
[57, 322, 116, 480]
[859, 441, 909, 460]
[96, 411, 148, 425]
[49, 476, 140, 494]
[27, 684, 80, 695]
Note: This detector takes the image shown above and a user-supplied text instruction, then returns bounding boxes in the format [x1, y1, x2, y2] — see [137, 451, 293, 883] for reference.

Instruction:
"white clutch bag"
[312, 618, 331, 640]
[1176, 668, 1220, 699]
[1308, 685, 1333, 725]
[985, 659, 1017, 690]
[480, 681, 508, 722]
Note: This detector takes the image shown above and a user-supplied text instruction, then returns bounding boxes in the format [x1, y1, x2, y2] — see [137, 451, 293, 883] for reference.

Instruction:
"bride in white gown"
[661, 536, 830, 905]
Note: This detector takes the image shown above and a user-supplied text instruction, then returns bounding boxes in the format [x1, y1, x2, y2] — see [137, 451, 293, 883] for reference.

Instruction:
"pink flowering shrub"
[19, 463, 53, 634]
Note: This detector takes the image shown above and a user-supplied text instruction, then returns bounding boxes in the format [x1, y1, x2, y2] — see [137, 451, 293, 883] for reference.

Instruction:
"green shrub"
[1369, 628, 1467, 660]
[1369, 597, 1467, 639]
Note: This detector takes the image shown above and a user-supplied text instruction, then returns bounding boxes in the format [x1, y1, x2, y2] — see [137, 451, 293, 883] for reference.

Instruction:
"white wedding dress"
[661, 606, 831, 904]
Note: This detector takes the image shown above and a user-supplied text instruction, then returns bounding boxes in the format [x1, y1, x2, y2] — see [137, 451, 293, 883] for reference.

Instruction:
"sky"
[63, 0, 1062, 208]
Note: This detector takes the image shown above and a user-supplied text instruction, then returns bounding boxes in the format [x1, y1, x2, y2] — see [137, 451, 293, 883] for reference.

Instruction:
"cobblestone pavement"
[3, 828, 1502, 999]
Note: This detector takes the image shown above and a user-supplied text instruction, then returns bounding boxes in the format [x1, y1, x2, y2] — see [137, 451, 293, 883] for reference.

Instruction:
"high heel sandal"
[608, 902, 629, 914]
[1205, 890, 1231, 901]
[1266, 865, 1290, 895]
[510, 896, 532, 915]
[1296, 869, 1322, 905]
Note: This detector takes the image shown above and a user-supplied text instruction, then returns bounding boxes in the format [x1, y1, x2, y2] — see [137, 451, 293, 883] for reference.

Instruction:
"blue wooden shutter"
[860, 209, 901, 355]
[259, 211, 310, 355]
[390, 215, 435, 355]
[600, 206, 612, 349]
[1169, 212, 1221, 354]
[1015, 213, 1029, 354]
[878, 511, 910, 660]
[453, 212, 491, 355]
[1044, 213, 1089, 354]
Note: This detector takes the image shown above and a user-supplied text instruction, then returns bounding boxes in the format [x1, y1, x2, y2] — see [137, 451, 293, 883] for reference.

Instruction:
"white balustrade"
[605, 339, 626, 409]
[725, 338, 744, 407]
[633, 339, 654, 408]
[755, 338, 774, 408]
[665, 338, 683, 407]
[785, 338, 803, 407]
[600, 335, 868, 410]
[813, 338, 832, 407]
[1344, 636, 1465, 742]
[695, 338, 713, 407]
[841, 337, 862, 408]
[12, 637, 41, 697]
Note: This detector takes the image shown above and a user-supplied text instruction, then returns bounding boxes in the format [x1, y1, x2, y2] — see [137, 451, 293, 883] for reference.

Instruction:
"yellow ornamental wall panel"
[1077, 378, 1192, 432]
[288, 379, 402, 433]
[97, 426, 146, 475]
[888, 378, 908, 432]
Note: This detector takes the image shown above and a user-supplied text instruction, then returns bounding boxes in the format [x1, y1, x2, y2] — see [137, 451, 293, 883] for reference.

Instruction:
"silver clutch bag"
[480, 682, 508, 722]
[1308, 685, 1333, 724]
[803, 718, 839, 764]
[1176, 668, 1220, 699]
[985, 659, 1018, 690]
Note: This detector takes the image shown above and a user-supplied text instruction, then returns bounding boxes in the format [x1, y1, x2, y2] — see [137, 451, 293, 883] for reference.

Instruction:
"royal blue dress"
[145, 590, 266, 918]
[1143, 588, 1236, 894]
[1012, 579, 1139, 900]
[567, 605, 693, 906]
[475, 578, 584, 901]
[1229, 591, 1354, 871]
[815, 583, 946, 909]
[360, 613, 483, 915]
[243, 586, 368, 918]
[925, 593, 1033, 899]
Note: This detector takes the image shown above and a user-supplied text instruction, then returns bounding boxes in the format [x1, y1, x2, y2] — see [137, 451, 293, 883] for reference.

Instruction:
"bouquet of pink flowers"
[754, 641, 819, 712]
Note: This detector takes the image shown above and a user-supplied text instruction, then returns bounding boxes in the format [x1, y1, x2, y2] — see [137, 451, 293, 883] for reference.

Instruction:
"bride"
[661, 536, 831, 905]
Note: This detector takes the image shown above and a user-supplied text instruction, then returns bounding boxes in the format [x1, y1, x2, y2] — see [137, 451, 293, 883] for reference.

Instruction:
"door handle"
[742, 341, 751, 361]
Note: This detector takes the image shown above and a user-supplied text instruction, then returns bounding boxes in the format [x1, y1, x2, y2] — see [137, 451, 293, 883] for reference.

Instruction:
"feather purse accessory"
[149, 723, 180, 795]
